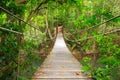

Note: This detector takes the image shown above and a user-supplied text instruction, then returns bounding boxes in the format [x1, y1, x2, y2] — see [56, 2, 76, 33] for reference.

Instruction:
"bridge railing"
[0, 6, 44, 79]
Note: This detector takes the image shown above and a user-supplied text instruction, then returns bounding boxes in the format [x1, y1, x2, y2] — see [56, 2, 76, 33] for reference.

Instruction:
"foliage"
[0, 0, 45, 79]
[81, 35, 120, 80]
[0, 0, 120, 80]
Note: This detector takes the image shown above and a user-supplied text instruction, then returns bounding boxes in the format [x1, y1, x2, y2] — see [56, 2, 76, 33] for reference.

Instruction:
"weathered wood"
[0, 62, 12, 73]
[32, 32, 92, 80]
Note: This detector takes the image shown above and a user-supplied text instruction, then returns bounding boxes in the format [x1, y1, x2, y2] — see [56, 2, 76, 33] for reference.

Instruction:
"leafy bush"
[81, 35, 120, 80]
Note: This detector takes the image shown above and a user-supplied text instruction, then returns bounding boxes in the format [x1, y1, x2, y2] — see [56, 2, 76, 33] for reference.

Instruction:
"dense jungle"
[0, 0, 120, 80]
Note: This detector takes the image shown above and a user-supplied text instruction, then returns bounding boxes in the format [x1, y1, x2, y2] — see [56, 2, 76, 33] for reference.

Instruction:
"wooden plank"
[32, 32, 92, 80]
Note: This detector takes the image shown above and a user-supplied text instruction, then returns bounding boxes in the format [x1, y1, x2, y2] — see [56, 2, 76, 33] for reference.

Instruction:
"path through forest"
[32, 32, 91, 80]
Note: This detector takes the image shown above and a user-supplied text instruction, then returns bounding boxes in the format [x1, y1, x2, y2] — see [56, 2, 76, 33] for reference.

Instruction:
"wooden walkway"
[32, 32, 91, 80]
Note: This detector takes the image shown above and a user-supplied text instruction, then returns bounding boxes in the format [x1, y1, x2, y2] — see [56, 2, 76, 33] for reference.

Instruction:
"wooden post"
[56, 26, 58, 35]
[54, 25, 64, 38]
[17, 34, 24, 77]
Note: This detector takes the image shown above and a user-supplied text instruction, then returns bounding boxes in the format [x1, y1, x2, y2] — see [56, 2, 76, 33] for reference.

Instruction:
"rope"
[0, 26, 41, 38]
[0, 26, 23, 35]
[0, 6, 40, 30]
[85, 15, 120, 30]
[76, 28, 120, 42]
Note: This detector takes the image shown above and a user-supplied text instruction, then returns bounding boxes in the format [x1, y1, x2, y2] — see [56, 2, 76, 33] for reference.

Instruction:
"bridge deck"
[32, 32, 91, 80]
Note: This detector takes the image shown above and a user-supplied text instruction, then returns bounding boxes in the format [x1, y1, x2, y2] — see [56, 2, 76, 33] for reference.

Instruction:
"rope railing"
[76, 28, 120, 42]
[0, 6, 40, 30]
[85, 14, 120, 30]
[0, 26, 23, 35]
[0, 26, 41, 38]
[72, 14, 120, 42]
[65, 28, 120, 43]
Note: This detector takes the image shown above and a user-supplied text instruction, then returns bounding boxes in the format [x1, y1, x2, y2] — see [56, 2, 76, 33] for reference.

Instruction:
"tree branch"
[26, 0, 49, 22]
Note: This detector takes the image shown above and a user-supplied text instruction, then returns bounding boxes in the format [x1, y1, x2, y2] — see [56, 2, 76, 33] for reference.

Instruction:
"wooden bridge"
[0, 6, 120, 80]
[32, 27, 91, 80]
